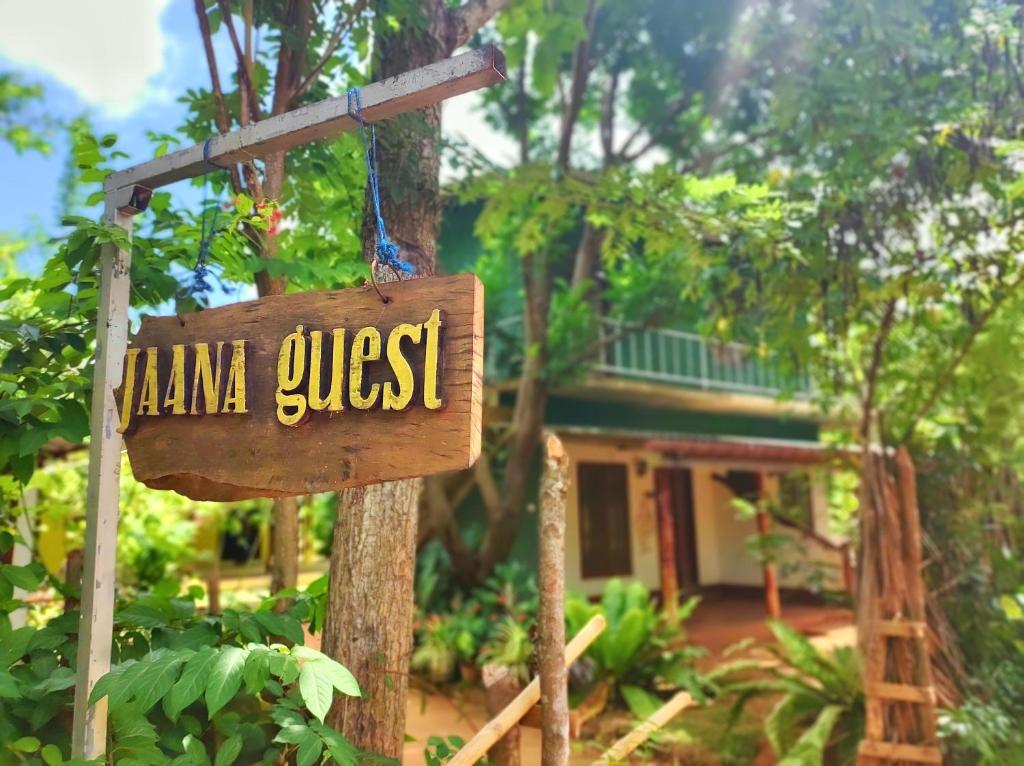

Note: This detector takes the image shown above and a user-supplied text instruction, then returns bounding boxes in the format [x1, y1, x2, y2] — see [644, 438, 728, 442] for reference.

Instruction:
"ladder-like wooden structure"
[857, 446, 941, 765]
[859, 618, 941, 764]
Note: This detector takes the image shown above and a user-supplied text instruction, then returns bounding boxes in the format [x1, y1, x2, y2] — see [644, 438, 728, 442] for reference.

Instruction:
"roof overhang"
[491, 374, 824, 420]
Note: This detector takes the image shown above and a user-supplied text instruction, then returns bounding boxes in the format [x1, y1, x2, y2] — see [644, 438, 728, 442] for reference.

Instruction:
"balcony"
[486, 316, 813, 399]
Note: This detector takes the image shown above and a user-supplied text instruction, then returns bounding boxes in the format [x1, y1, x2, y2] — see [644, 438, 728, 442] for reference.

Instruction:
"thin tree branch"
[192, 0, 244, 194]
[474, 450, 503, 523]
[617, 96, 688, 162]
[900, 277, 1024, 442]
[860, 298, 897, 441]
[448, 0, 512, 49]
[216, 0, 262, 123]
[556, 0, 598, 173]
[292, 0, 370, 101]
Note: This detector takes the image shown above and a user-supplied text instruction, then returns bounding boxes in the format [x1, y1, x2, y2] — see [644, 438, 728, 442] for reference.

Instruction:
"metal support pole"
[72, 193, 137, 758]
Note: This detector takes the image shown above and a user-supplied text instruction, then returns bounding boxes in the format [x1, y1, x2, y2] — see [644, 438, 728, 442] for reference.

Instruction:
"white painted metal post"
[10, 488, 37, 629]
[72, 194, 135, 759]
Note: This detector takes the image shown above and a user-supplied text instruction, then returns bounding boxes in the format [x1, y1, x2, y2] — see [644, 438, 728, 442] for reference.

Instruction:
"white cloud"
[0, 0, 171, 116]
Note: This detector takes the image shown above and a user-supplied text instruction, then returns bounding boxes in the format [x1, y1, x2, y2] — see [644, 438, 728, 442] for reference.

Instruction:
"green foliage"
[0, 72, 50, 155]
[565, 579, 706, 704]
[722, 621, 864, 766]
[411, 561, 538, 684]
[0, 579, 367, 765]
[422, 734, 466, 766]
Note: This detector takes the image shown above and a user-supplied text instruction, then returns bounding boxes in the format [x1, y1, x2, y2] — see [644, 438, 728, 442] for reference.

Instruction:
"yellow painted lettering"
[163, 344, 187, 415]
[308, 329, 344, 412]
[423, 309, 443, 410]
[276, 326, 308, 426]
[190, 341, 223, 415]
[117, 348, 141, 433]
[136, 347, 160, 416]
[383, 323, 421, 411]
[221, 340, 248, 414]
[348, 327, 381, 410]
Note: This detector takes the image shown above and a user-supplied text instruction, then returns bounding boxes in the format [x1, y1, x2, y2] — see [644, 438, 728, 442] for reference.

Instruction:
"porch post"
[654, 469, 679, 621]
[755, 471, 782, 620]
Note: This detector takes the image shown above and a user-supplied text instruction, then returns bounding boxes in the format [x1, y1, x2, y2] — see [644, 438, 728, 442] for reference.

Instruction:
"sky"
[0, 0, 515, 247]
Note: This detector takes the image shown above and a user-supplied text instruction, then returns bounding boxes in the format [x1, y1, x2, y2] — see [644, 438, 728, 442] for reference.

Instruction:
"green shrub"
[565, 578, 706, 707]
[0, 573, 370, 765]
[721, 620, 864, 766]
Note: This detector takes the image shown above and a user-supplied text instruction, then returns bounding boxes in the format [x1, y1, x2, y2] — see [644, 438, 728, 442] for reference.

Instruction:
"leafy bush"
[722, 621, 864, 766]
[0, 572, 370, 765]
[411, 561, 538, 684]
[565, 579, 705, 709]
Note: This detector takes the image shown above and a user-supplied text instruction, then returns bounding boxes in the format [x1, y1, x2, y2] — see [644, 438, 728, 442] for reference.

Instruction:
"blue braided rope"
[347, 87, 415, 275]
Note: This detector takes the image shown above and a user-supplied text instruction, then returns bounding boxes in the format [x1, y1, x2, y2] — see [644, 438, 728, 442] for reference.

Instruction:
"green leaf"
[214, 732, 242, 766]
[252, 610, 305, 645]
[40, 744, 62, 766]
[276, 723, 323, 766]
[205, 646, 246, 716]
[243, 647, 272, 694]
[293, 647, 360, 698]
[10, 736, 40, 753]
[117, 603, 170, 629]
[766, 692, 823, 756]
[167, 646, 218, 721]
[620, 685, 663, 720]
[0, 671, 19, 698]
[32, 666, 76, 694]
[0, 562, 45, 590]
[134, 652, 187, 713]
[778, 705, 843, 766]
[299, 661, 334, 723]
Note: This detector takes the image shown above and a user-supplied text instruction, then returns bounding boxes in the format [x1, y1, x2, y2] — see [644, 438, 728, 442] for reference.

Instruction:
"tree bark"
[269, 495, 299, 602]
[538, 433, 569, 766]
[321, 481, 420, 758]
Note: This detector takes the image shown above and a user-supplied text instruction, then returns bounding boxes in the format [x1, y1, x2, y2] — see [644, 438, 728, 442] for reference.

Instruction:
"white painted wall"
[562, 439, 847, 596]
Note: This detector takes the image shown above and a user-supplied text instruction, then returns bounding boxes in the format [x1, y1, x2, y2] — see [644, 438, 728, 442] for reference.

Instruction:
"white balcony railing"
[487, 316, 812, 399]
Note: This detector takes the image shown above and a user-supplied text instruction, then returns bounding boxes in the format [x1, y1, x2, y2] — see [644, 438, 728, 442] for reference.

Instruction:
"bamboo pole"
[592, 691, 694, 765]
[449, 615, 606, 766]
[539, 433, 569, 766]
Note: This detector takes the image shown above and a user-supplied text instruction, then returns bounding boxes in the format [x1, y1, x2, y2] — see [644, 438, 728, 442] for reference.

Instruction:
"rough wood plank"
[72, 203, 134, 758]
[449, 615, 606, 766]
[877, 619, 927, 639]
[866, 682, 937, 705]
[858, 740, 943, 764]
[538, 433, 569, 766]
[104, 47, 505, 194]
[116, 274, 484, 500]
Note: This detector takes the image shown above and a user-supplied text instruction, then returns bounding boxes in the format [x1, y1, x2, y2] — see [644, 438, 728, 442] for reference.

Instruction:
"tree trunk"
[269, 495, 299, 602]
[538, 434, 570, 766]
[321, 481, 420, 758]
[321, 2, 450, 756]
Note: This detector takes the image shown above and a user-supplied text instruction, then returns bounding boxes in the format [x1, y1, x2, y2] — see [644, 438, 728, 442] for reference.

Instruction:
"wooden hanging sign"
[114, 274, 483, 501]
